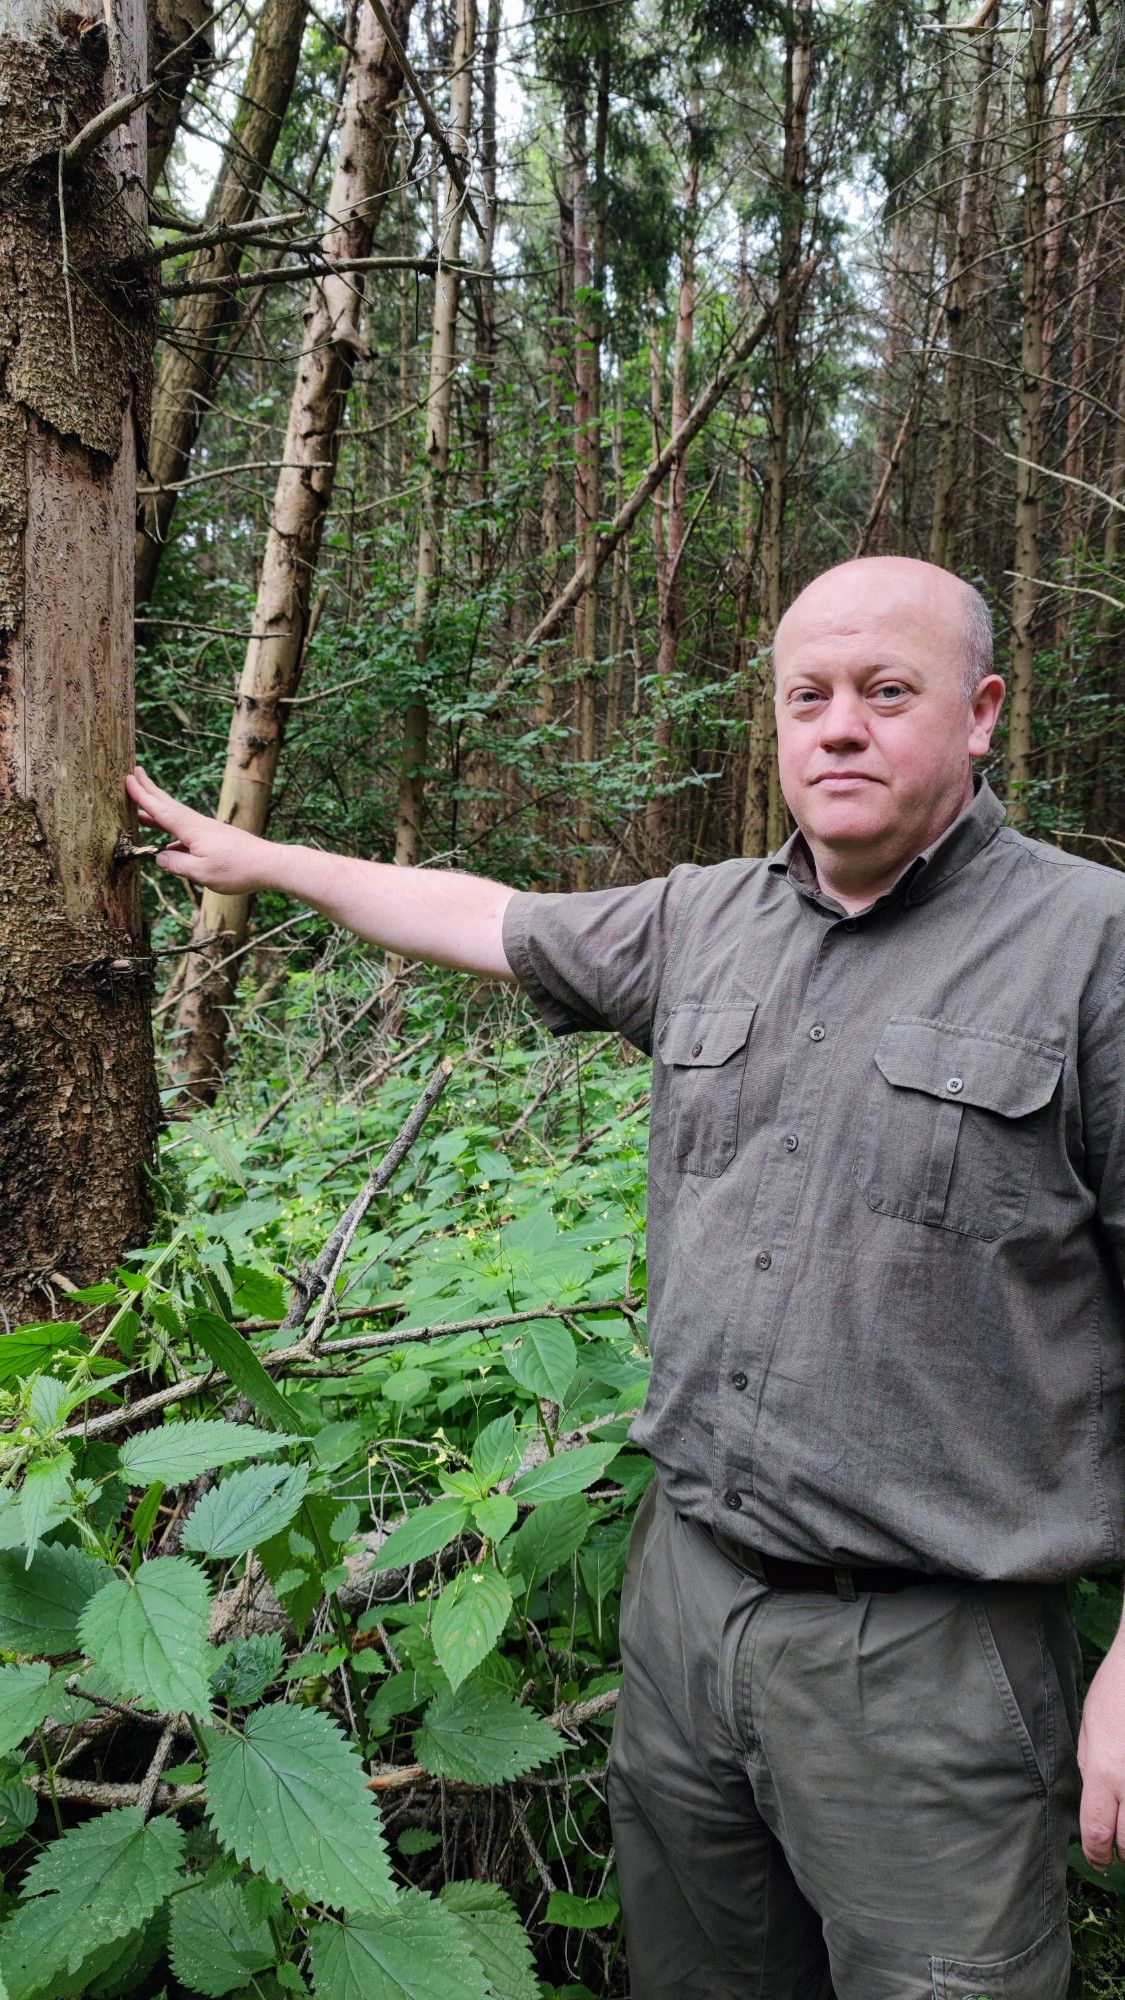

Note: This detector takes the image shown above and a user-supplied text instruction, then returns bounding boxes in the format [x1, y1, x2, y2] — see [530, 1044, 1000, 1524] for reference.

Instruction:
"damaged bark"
[0, 0, 160, 1315]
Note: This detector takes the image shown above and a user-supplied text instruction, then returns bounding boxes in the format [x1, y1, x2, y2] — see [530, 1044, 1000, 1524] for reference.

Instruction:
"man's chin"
[800, 788, 891, 846]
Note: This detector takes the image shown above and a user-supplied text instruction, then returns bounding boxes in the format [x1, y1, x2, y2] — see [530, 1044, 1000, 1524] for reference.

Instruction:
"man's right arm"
[124, 766, 517, 979]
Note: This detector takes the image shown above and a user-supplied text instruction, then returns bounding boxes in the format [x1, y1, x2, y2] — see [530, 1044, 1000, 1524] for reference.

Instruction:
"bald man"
[128, 556, 1125, 1999]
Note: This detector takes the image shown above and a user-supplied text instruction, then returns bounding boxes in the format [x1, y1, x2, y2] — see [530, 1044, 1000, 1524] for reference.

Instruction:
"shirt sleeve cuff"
[501, 891, 589, 1035]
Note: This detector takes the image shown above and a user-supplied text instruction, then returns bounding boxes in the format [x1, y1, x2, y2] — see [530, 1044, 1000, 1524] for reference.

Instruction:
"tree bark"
[166, 0, 410, 1107]
[147, 0, 213, 193]
[929, 23, 995, 568]
[0, 0, 159, 1314]
[135, 0, 310, 604]
[392, 0, 476, 871]
[1006, 0, 1051, 826]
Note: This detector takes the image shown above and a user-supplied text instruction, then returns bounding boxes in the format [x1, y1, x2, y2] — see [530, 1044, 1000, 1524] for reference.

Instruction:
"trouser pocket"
[931, 1908, 1069, 1999]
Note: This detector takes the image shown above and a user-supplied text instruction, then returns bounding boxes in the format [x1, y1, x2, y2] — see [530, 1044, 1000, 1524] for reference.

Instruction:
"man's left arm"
[1078, 1607, 1125, 1871]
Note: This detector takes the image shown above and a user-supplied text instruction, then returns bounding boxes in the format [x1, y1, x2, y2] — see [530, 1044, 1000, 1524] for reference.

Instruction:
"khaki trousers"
[606, 1479, 1082, 2000]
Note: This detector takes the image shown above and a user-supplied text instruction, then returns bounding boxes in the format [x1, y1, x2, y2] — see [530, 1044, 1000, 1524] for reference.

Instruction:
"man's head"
[772, 555, 1005, 895]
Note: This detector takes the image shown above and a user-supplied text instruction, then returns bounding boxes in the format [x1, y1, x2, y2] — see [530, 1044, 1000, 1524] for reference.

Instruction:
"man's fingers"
[125, 766, 200, 841]
[1080, 1770, 1119, 1869]
[156, 848, 205, 881]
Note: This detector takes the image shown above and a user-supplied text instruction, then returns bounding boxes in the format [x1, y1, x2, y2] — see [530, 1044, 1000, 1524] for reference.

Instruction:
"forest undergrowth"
[2, 959, 1124, 1997]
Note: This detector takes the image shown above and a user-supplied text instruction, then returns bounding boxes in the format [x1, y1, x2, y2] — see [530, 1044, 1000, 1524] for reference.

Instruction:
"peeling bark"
[0, 0, 159, 1316]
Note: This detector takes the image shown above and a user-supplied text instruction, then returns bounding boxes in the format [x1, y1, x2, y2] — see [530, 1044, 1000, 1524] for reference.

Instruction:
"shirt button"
[809, 1023, 826, 1041]
[946, 1076, 964, 1094]
[730, 1370, 748, 1390]
[691, 1041, 703, 1058]
[724, 1489, 742, 1510]
[843, 919, 857, 932]
[755, 1250, 772, 1270]
[784, 1133, 799, 1151]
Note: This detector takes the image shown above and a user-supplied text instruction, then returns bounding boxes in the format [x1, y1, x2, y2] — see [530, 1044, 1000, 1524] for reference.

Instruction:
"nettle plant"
[0, 1048, 654, 2000]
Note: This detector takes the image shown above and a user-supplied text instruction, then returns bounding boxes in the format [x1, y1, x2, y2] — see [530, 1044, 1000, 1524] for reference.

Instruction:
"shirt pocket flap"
[657, 1003, 758, 1068]
[874, 1020, 1063, 1118]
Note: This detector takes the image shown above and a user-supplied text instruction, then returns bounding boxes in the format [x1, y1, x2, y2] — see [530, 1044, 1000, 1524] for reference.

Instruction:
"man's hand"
[1078, 1637, 1125, 1868]
[125, 766, 272, 896]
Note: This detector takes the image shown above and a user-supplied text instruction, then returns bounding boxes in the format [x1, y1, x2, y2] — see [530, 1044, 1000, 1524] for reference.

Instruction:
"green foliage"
[180, 1463, 310, 1559]
[415, 1685, 564, 1785]
[309, 1892, 492, 2000]
[80, 1557, 213, 1717]
[167, 1878, 277, 1996]
[0, 1810, 183, 1999]
[116, 1421, 297, 1487]
[0, 1544, 104, 1656]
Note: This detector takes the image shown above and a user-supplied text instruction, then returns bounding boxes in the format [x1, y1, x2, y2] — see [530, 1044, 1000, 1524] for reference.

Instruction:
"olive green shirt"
[501, 777, 1125, 1582]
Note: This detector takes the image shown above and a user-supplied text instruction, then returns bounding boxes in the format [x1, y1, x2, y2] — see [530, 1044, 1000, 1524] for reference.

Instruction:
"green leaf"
[431, 1567, 512, 1692]
[369, 1498, 470, 1574]
[17, 1458, 72, 1559]
[502, 1323, 576, 1404]
[439, 1883, 539, 2000]
[0, 1809, 183, 1999]
[543, 1892, 619, 1930]
[0, 1543, 105, 1656]
[504, 1496, 590, 1591]
[472, 1495, 517, 1543]
[186, 1310, 310, 1435]
[181, 1464, 310, 1560]
[309, 1891, 491, 2000]
[509, 1443, 619, 1505]
[470, 1416, 521, 1491]
[0, 1663, 53, 1757]
[116, 1421, 296, 1488]
[210, 1631, 284, 1706]
[396, 1830, 441, 1856]
[0, 1776, 37, 1851]
[257, 1495, 350, 1638]
[0, 1324, 86, 1386]
[130, 1481, 165, 1552]
[204, 1703, 394, 1913]
[415, 1684, 564, 1784]
[79, 1558, 212, 1718]
[168, 1878, 275, 1997]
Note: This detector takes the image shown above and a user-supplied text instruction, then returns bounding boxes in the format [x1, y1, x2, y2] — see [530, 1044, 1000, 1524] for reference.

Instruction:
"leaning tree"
[0, 0, 160, 1317]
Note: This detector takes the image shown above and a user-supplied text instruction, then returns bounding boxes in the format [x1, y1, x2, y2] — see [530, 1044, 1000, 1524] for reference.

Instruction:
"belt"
[704, 1523, 961, 1600]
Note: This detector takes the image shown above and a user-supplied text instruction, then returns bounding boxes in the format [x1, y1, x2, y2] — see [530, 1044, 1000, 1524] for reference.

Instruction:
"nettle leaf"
[168, 1877, 276, 1997]
[415, 1684, 564, 1785]
[0, 1323, 86, 1387]
[0, 1774, 37, 1852]
[431, 1566, 512, 1692]
[543, 1892, 619, 1930]
[502, 1322, 576, 1404]
[116, 1421, 296, 1488]
[503, 1495, 590, 1591]
[0, 1809, 183, 1998]
[0, 1663, 52, 1757]
[186, 1310, 310, 1436]
[19, 1456, 73, 1559]
[439, 1883, 539, 2000]
[181, 1463, 310, 1561]
[470, 1415, 521, 1491]
[0, 1543, 105, 1656]
[79, 1558, 212, 1718]
[369, 1498, 470, 1574]
[309, 1890, 491, 2000]
[509, 1443, 619, 1505]
[257, 1495, 351, 1638]
[210, 1631, 285, 1706]
[472, 1495, 518, 1543]
[204, 1703, 394, 1913]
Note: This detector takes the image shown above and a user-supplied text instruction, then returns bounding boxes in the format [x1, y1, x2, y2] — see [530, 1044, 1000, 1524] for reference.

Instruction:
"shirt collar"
[766, 774, 1006, 918]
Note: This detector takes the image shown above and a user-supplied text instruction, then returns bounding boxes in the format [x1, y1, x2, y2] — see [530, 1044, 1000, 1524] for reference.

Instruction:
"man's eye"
[873, 683, 906, 700]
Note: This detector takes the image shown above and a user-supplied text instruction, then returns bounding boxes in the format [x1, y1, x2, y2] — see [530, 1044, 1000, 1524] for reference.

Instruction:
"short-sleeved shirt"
[501, 776, 1125, 1583]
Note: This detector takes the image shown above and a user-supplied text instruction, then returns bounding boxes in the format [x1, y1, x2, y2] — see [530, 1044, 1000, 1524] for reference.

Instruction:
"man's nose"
[819, 690, 870, 748]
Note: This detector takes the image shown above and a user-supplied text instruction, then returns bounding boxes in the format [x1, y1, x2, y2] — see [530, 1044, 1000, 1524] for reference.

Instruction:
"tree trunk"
[147, 0, 214, 194]
[1006, 0, 1051, 826]
[929, 23, 995, 568]
[166, 0, 410, 1107]
[392, 0, 475, 871]
[0, 0, 159, 1315]
[135, 0, 310, 604]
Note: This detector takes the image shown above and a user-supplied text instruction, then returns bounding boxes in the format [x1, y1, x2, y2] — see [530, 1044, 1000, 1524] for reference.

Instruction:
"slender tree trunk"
[606, 374, 626, 741]
[1007, 0, 1051, 825]
[929, 24, 995, 567]
[569, 62, 607, 891]
[645, 90, 699, 873]
[147, 0, 213, 193]
[0, 0, 159, 1313]
[166, 0, 410, 1107]
[392, 0, 476, 870]
[135, 0, 310, 604]
[536, 232, 566, 728]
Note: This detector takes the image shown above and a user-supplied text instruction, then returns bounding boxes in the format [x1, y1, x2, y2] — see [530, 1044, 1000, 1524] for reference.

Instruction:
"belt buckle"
[832, 1565, 857, 1602]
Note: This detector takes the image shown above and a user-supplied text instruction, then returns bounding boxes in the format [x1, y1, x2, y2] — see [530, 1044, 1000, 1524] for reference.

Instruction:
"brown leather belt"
[704, 1523, 961, 1600]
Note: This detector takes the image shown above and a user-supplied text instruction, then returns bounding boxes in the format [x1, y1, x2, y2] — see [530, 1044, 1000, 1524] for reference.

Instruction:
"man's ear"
[968, 674, 1005, 757]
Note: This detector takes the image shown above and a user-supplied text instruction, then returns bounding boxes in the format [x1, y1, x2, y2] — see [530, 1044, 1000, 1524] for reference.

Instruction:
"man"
[127, 554, 1125, 1999]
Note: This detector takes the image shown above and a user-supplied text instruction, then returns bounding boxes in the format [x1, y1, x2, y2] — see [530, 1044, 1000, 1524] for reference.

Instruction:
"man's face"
[773, 561, 1003, 867]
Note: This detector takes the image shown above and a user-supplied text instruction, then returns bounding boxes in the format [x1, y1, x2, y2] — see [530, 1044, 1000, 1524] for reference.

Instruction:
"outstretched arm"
[125, 766, 518, 980]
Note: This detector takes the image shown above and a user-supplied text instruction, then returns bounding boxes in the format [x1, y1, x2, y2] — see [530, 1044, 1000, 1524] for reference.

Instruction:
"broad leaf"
[210, 1630, 285, 1706]
[19, 1456, 73, 1559]
[470, 1416, 521, 1491]
[503, 1495, 590, 1591]
[431, 1567, 512, 1691]
[543, 1892, 619, 1930]
[508, 1443, 619, 1505]
[0, 1810, 183, 1999]
[0, 1324, 86, 1387]
[439, 1883, 539, 2000]
[0, 1543, 105, 1656]
[79, 1558, 212, 1718]
[415, 1684, 564, 1784]
[204, 1703, 394, 1913]
[309, 1891, 490, 2000]
[0, 1663, 53, 1757]
[181, 1463, 309, 1560]
[186, 1310, 310, 1435]
[502, 1322, 576, 1404]
[257, 1495, 352, 1638]
[116, 1421, 296, 1488]
[472, 1495, 517, 1543]
[168, 1878, 275, 1996]
[369, 1498, 470, 1574]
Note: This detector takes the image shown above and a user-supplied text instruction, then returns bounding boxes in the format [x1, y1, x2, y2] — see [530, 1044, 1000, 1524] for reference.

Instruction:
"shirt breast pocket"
[852, 1019, 1063, 1241]
[655, 1002, 757, 1177]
